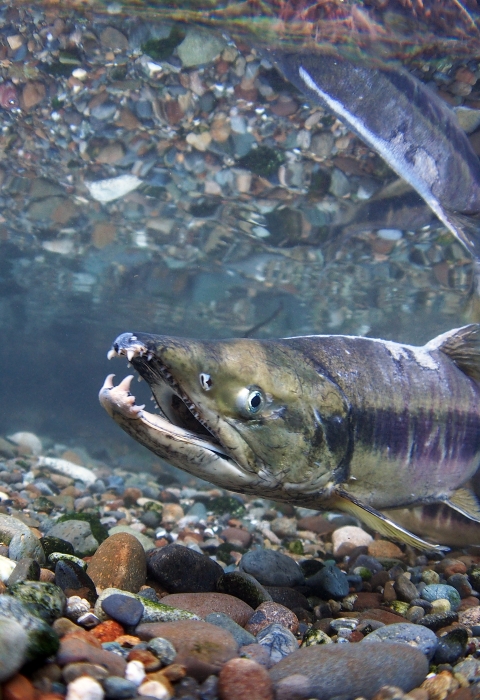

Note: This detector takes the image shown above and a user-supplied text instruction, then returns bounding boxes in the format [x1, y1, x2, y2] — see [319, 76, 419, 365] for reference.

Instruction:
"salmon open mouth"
[99, 332, 234, 462]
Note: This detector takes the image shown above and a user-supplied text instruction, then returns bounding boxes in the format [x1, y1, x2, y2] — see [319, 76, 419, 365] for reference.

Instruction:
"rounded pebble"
[239, 549, 304, 588]
[66, 675, 105, 700]
[218, 657, 274, 700]
[421, 584, 461, 611]
[362, 621, 438, 659]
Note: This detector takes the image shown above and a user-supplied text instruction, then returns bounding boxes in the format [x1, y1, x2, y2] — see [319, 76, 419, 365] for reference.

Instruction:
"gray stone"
[102, 675, 137, 699]
[239, 549, 304, 588]
[362, 622, 438, 659]
[206, 612, 257, 648]
[257, 623, 298, 664]
[421, 583, 461, 611]
[394, 574, 419, 603]
[0, 514, 45, 564]
[177, 29, 226, 68]
[146, 636, 177, 666]
[47, 520, 99, 557]
[310, 132, 334, 158]
[305, 563, 349, 600]
[108, 525, 155, 551]
[0, 617, 29, 681]
[329, 168, 351, 197]
[269, 642, 429, 699]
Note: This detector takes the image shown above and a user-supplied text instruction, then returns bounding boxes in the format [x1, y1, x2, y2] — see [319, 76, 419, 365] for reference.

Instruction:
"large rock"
[269, 642, 429, 700]
[147, 543, 223, 593]
[239, 549, 304, 588]
[87, 533, 147, 593]
[160, 593, 254, 626]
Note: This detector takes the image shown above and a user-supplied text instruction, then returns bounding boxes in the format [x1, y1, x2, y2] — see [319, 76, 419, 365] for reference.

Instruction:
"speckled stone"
[218, 658, 274, 700]
[422, 584, 461, 611]
[160, 592, 253, 626]
[8, 581, 66, 624]
[256, 623, 298, 664]
[269, 642, 429, 699]
[245, 602, 299, 635]
[87, 533, 147, 593]
[136, 620, 239, 682]
[147, 543, 223, 593]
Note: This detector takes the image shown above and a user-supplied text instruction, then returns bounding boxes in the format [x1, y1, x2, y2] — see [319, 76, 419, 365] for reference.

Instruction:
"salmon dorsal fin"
[445, 486, 480, 523]
[428, 324, 480, 381]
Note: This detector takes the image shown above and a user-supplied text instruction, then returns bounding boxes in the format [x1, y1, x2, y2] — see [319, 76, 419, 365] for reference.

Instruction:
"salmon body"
[100, 325, 480, 549]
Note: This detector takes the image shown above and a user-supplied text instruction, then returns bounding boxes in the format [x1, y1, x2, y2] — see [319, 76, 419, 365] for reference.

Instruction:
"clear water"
[0, 0, 479, 464]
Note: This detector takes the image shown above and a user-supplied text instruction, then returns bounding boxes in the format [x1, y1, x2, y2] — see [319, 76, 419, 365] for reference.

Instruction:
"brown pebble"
[3, 673, 35, 700]
[296, 514, 335, 535]
[136, 620, 238, 682]
[40, 568, 56, 583]
[161, 502, 184, 525]
[372, 687, 407, 700]
[116, 108, 140, 130]
[62, 662, 109, 683]
[21, 81, 46, 110]
[246, 601, 298, 635]
[151, 663, 187, 682]
[352, 592, 384, 610]
[99, 26, 129, 50]
[115, 635, 141, 647]
[92, 222, 116, 249]
[455, 67, 477, 85]
[128, 648, 161, 671]
[161, 592, 254, 626]
[271, 94, 298, 117]
[218, 657, 274, 700]
[123, 487, 142, 506]
[87, 532, 147, 592]
[56, 636, 127, 676]
[221, 527, 252, 548]
[368, 540, 404, 559]
[52, 617, 82, 637]
[421, 671, 459, 700]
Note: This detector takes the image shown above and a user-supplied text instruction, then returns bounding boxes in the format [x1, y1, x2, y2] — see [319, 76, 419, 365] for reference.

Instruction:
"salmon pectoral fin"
[332, 491, 448, 551]
[445, 486, 480, 522]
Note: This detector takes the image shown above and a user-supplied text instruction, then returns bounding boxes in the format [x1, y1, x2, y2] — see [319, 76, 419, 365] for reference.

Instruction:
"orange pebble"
[3, 673, 35, 700]
[156, 664, 187, 682]
[115, 635, 141, 647]
[89, 619, 124, 643]
[128, 648, 161, 671]
[63, 629, 102, 648]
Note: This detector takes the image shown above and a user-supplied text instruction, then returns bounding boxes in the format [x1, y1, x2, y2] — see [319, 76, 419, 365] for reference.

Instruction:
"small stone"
[62, 662, 109, 683]
[127, 648, 161, 671]
[7, 557, 40, 586]
[146, 543, 223, 593]
[310, 132, 334, 158]
[422, 569, 440, 585]
[362, 622, 438, 659]
[305, 562, 349, 600]
[0, 618, 28, 681]
[221, 527, 252, 549]
[459, 606, 480, 627]
[246, 602, 298, 636]
[89, 620, 124, 643]
[160, 592, 253, 626]
[205, 612, 256, 647]
[102, 676, 137, 699]
[125, 659, 145, 686]
[301, 628, 333, 647]
[421, 671, 459, 700]
[431, 599, 452, 615]
[87, 533, 146, 593]
[57, 634, 126, 677]
[100, 27, 128, 50]
[218, 658, 273, 700]
[21, 82, 46, 110]
[271, 95, 298, 117]
[137, 679, 172, 699]
[55, 560, 97, 605]
[368, 540, 404, 559]
[65, 675, 104, 700]
[186, 131, 212, 152]
[422, 584, 461, 611]
[177, 29, 226, 67]
[394, 574, 419, 603]
[239, 549, 304, 588]
[101, 593, 144, 627]
[269, 642, 429, 698]
[95, 588, 198, 624]
[2, 673, 35, 700]
[256, 623, 298, 664]
[434, 626, 468, 665]
[47, 521, 98, 558]
[332, 526, 373, 557]
[146, 637, 177, 666]
[85, 175, 142, 204]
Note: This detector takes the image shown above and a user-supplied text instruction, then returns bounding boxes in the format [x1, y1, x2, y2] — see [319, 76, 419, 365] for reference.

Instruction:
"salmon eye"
[199, 373, 213, 391]
[236, 386, 265, 417]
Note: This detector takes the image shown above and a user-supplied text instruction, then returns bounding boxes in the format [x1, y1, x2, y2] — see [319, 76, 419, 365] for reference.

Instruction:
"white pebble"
[0, 554, 17, 582]
[7, 431, 42, 456]
[37, 456, 96, 486]
[66, 676, 104, 700]
[125, 659, 146, 686]
[332, 525, 373, 557]
[376, 228, 403, 241]
[138, 680, 172, 699]
[85, 174, 142, 203]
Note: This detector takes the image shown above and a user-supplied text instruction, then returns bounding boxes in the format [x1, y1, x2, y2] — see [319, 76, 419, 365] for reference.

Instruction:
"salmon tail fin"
[427, 323, 480, 381]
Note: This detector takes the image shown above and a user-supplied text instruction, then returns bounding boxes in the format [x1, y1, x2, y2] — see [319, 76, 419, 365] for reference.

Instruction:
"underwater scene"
[2, 0, 480, 698]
